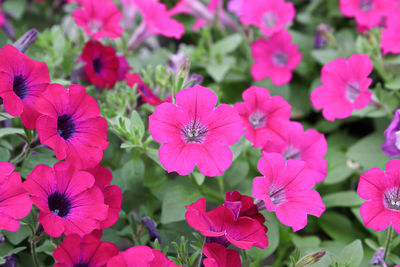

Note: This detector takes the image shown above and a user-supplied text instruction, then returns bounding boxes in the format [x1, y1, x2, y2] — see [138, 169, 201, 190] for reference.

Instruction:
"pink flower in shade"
[80, 41, 119, 90]
[72, 0, 123, 40]
[53, 232, 118, 267]
[0, 162, 32, 232]
[357, 159, 400, 234]
[126, 73, 166, 106]
[234, 86, 291, 148]
[310, 54, 373, 121]
[149, 85, 243, 177]
[86, 165, 122, 229]
[117, 56, 131, 81]
[381, 12, 400, 55]
[0, 44, 50, 129]
[185, 198, 268, 249]
[339, 0, 398, 30]
[251, 30, 302, 86]
[252, 153, 326, 232]
[23, 161, 108, 237]
[227, 0, 243, 17]
[107, 246, 179, 267]
[262, 121, 328, 183]
[203, 243, 241, 267]
[35, 84, 109, 169]
[240, 0, 295, 37]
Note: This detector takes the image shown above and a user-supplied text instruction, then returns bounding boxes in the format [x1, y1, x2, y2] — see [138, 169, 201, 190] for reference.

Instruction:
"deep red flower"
[185, 198, 268, 250]
[53, 232, 118, 267]
[0, 161, 32, 231]
[24, 161, 108, 237]
[107, 246, 179, 267]
[203, 243, 241, 267]
[35, 84, 108, 169]
[126, 73, 165, 106]
[86, 165, 122, 229]
[117, 56, 131, 81]
[0, 44, 50, 129]
[80, 41, 119, 89]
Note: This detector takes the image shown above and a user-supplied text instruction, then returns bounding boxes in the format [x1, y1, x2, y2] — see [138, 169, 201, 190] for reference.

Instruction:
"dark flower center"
[205, 236, 230, 247]
[283, 146, 301, 160]
[384, 188, 400, 211]
[48, 192, 72, 218]
[181, 120, 208, 144]
[262, 11, 278, 28]
[93, 58, 103, 73]
[268, 185, 285, 206]
[359, 0, 374, 12]
[248, 110, 266, 129]
[345, 82, 360, 103]
[74, 263, 89, 267]
[272, 51, 288, 67]
[13, 74, 29, 100]
[57, 114, 76, 140]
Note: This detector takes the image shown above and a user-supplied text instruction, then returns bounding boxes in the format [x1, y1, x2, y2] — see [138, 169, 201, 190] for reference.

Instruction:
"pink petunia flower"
[234, 86, 291, 148]
[72, 0, 123, 40]
[86, 165, 122, 229]
[357, 159, 400, 233]
[35, 84, 109, 169]
[252, 153, 325, 232]
[53, 232, 118, 267]
[227, 0, 243, 17]
[117, 55, 131, 81]
[203, 243, 241, 267]
[262, 121, 328, 183]
[0, 162, 32, 232]
[240, 0, 295, 37]
[339, 0, 398, 30]
[310, 54, 373, 121]
[251, 30, 302, 86]
[24, 161, 108, 237]
[107, 246, 179, 267]
[381, 12, 400, 55]
[149, 85, 243, 177]
[128, 0, 185, 50]
[0, 44, 50, 129]
[185, 198, 268, 249]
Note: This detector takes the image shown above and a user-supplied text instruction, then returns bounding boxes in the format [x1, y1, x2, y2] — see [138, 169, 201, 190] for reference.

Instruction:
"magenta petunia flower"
[126, 73, 166, 106]
[310, 54, 373, 121]
[240, 0, 295, 37]
[117, 55, 131, 81]
[107, 246, 179, 267]
[86, 164, 122, 229]
[339, 0, 397, 30]
[251, 30, 302, 86]
[53, 232, 118, 267]
[262, 121, 328, 183]
[149, 85, 243, 177]
[203, 243, 241, 267]
[0, 162, 32, 232]
[80, 41, 119, 90]
[252, 153, 325, 232]
[72, 0, 123, 40]
[0, 44, 50, 129]
[24, 161, 108, 237]
[234, 86, 291, 148]
[185, 198, 268, 249]
[381, 12, 400, 55]
[357, 159, 400, 233]
[35, 83, 109, 169]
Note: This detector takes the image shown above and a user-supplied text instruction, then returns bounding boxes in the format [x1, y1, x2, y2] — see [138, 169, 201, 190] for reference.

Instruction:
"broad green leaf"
[324, 149, 354, 185]
[0, 128, 24, 139]
[322, 191, 363, 208]
[36, 240, 57, 256]
[206, 56, 235, 82]
[339, 240, 363, 267]
[311, 49, 339, 65]
[319, 211, 364, 243]
[3, 224, 31, 245]
[224, 159, 249, 187]
[210, 33, 242, 57]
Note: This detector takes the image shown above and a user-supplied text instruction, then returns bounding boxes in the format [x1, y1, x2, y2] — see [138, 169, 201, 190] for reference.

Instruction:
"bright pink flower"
[310, 54, 373, 121]
[234, 86, 291, 148]
[53, 232, 118, 267]
[149, 85, 243, 177]
[227, 0, 242, 17]
[252, 153, 325, 232]
[107, 246, 179, 267]
[86, 165, 122, 229]
[262, 121, 328, 183]
[126, 73, 165, 106]
[0, 44, 50, 129]
[381, 12, 400, 55]
[203, 243, 241, 267]
[72, 0, 122, 40]
[0, 162, 32, 231]
[185, 198, 268, 249]
[117, 56, 131, 81]
[251, 30, 302, 86]
[35, 84, 109, 169]
[24, 161, 108, 237]
[357, 159, 400, 233]
[339, 0, 397, 29]
[80, 41, 119, 90]
[240, 0, 295, 37]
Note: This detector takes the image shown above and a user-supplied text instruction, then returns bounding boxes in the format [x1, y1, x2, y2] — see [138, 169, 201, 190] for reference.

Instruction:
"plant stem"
[384, 226, 394, 262]
[31, 239, 40, 267]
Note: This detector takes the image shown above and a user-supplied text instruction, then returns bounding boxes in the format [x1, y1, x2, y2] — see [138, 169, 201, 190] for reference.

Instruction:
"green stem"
[31, 239, 40, 267]
[384, 226, 394, 262]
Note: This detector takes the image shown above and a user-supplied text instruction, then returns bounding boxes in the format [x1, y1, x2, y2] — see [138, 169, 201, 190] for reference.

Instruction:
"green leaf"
[324, 149, 354, 185]
[385, 76, 400, 90]
[339, 240, 363, 267]
[311, 49, 340, 65]
[121, 158, 145, 191]
[322, 191, 363, 208]
[36, 240, 57, 256]
[0, 128, 24, 139]
[210, 33, 242, 57]
[130, 111, 145, 140]
[319, 211, 364, 243]
[223, 159, 249, 187]
[3, 224, 31, 245]
[206, 56, 235, 82]
[3, 0, 26, 19]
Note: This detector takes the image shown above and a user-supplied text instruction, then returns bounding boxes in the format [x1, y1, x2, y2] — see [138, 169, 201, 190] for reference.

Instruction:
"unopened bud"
[13, 29, 38, 53]
[370, 247, 387, 267]
[296, 249, 326, 267]
[141, 216, 161, 243]
[177, 57, 191, 80]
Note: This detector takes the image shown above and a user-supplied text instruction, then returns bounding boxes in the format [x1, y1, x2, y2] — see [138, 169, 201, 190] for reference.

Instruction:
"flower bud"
[13, 29, 38, 53]
[295, 249, 326, 267]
